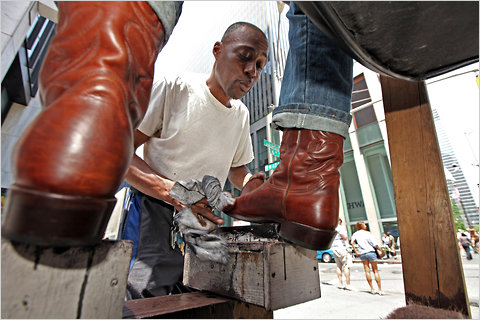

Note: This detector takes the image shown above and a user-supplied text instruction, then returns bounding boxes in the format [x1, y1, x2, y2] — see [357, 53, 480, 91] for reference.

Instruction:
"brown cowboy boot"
[224, 129, 344, 250]
[2, 1, 165, 246]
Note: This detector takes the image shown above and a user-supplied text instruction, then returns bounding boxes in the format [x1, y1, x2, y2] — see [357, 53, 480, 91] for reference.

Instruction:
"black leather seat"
[296, 1, 479, 81]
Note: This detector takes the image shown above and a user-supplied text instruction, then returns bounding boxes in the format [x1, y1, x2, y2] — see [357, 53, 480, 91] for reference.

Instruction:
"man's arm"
[228, 166, 268, 190]
[125, 129, 224, 225]
[228, 165, 252, 190]
[350, 237, 359, 256]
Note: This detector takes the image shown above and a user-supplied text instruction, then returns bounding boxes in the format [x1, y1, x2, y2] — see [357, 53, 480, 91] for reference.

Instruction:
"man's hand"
[240, 171, 266, 195]
[165, 182, 225, 226]
[189, 198, 225, 226]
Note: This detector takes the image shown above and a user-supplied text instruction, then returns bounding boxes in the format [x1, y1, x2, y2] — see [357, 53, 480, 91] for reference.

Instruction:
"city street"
[274, 254, 479, 319]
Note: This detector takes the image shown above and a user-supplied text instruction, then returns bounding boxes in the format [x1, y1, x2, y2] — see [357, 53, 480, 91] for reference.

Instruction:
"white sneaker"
[377, 291, 384, 296]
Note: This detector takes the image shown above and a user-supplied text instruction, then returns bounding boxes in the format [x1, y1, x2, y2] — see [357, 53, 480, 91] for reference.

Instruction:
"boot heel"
[2, 186, 117, 246]
[279, 220, 337, 250]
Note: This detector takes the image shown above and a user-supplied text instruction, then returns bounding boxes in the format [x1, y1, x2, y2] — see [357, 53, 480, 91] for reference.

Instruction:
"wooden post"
[1, 239, 132, 319]
[380, 75, 471, 317]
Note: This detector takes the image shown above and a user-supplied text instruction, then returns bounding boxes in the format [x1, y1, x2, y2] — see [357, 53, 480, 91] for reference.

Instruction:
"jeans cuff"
[272, 104, 351, 138]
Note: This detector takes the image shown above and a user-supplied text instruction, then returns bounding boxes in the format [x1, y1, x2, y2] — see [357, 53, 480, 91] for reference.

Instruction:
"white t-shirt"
[351, 229, 378, 254]
[331, 225, 348, 249]
[138, 73, 254, 187]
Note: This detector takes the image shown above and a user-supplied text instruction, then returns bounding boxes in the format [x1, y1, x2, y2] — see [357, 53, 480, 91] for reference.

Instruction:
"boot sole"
[279, 220, 337, 250]
[2, 185, 116, 246]
[224, 212, 336, 250]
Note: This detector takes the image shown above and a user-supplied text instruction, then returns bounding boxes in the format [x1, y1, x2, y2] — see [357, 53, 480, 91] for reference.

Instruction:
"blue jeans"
[273, 2, 354, 138]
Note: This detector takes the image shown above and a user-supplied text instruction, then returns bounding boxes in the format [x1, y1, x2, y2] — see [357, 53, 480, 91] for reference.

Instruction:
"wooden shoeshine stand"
[0, 80, 471, 318]
[2, 224, 319, 319]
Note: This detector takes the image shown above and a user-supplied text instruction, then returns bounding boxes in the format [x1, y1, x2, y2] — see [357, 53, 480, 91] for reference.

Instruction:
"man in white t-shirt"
[121, 22, 268, 299]
[331, 218, 354, 290]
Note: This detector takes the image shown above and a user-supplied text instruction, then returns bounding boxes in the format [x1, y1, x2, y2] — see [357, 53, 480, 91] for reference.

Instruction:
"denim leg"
[273, 2, 353, 138]
[147, 1, 183, 44]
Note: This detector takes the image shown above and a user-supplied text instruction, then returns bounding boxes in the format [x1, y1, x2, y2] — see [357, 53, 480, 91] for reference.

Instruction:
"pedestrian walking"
[351, 222, 383, 295]
[331, 219, 354, 290]
[459, 232, 473, 260]
[382, 233, 391, 259]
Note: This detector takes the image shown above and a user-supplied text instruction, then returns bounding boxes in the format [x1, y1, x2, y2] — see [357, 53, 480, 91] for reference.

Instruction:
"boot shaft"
[270, 129, 344, 192]
[40, 1, 164, 127]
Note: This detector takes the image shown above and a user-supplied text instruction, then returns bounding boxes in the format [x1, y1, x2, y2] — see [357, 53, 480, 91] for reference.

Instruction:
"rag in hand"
[169, 175, 235, 264]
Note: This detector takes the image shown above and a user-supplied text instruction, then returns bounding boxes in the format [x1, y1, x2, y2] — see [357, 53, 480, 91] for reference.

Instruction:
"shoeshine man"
[121, 21, 268, 298]
[2, 2, 353, 254]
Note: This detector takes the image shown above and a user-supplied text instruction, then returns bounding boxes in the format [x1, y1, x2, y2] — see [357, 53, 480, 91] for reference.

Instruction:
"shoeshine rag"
[169, 175, 235, 264]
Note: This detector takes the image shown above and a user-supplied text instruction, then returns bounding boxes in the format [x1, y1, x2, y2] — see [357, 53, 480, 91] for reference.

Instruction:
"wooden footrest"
[183, 224, 321, 310]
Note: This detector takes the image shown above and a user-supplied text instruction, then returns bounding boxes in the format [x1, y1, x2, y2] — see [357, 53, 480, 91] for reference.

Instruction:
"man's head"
[209, 22, 268, 104]
[338, 218, 342, 225]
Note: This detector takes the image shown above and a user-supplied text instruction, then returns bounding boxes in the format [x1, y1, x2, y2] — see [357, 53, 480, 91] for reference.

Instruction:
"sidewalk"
[352, 257, 402, 264]
[274, 253, 479, 319]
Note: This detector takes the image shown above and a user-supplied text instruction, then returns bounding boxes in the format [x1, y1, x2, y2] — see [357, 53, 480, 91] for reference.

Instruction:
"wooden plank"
[123, 291, 230, 318]
[380, 75, 470, 317]
[183, 225, 320, 310]
[1, 239, 132, 319]
[122, 291, 273, 319]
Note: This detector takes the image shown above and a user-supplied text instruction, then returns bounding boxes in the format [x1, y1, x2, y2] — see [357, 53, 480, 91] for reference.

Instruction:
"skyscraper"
[434, 109, 479, 226]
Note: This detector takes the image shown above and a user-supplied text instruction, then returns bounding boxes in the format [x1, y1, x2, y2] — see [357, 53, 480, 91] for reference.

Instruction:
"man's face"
[213, 26, 268, 100]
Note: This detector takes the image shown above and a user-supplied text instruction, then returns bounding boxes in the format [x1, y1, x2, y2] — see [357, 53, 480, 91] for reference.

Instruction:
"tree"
[451, 201, 466, 232]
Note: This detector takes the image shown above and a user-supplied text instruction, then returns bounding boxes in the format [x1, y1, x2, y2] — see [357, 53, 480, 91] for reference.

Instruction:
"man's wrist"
[242, 173, 253, 187]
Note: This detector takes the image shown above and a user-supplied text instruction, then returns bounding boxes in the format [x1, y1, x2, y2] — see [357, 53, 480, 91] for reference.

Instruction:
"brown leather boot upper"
[14, 1, 165, 198]
[224, 129, 344, 248]
[2, 2, 165, 246]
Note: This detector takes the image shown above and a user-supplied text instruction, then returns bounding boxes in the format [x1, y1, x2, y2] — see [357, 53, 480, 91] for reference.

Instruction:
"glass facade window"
[340, 154, 367, 222]
[364, 149, 396, 219]
[352, 74, 377, 129]
[256, 127, 268, 170]
[246, 133, 256, 173]
[354, 107, 377, 128]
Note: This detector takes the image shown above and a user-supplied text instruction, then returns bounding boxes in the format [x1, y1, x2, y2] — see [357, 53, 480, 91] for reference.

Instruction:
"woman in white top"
[351, 221, 383, 295]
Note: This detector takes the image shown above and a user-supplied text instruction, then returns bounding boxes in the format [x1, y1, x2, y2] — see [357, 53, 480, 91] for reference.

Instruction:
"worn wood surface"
[1, 239, 132, 319]
[183, 225, 320, 311]
[123, 291, 273, 319]
[380, 75, 470, 317]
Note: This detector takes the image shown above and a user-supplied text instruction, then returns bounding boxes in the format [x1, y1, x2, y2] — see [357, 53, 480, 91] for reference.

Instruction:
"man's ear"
[213, 41, 222, 59]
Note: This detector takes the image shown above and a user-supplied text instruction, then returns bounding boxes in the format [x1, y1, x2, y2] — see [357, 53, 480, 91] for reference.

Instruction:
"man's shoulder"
[335, 225, 347, 234]
[177, 72, 208, 84]
[230, 99, 249, 114]
[153, 72, 207, 89]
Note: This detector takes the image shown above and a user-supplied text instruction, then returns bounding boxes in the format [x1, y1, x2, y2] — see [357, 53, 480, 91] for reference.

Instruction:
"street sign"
[265, 161, 280, 171]
[263, 139, 279, 151]
[269, 148, 280, 157]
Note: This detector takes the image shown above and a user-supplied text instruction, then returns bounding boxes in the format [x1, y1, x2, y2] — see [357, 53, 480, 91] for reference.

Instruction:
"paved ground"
[274, 253, 479, 319]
